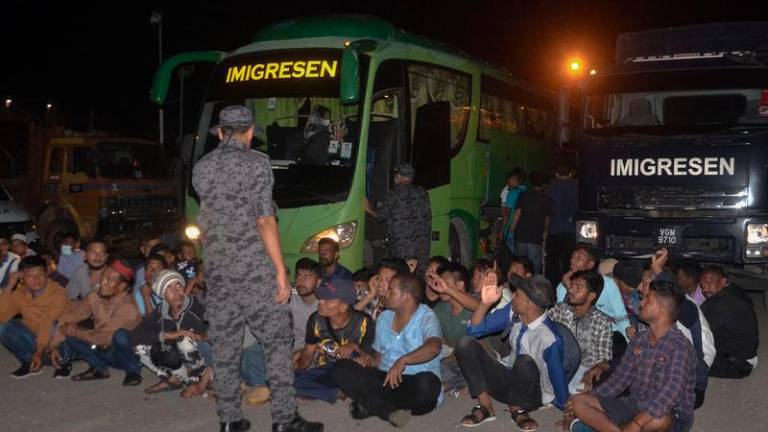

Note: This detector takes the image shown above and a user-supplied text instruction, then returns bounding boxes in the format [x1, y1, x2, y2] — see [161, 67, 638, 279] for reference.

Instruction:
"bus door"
[364, 88, 407, 266]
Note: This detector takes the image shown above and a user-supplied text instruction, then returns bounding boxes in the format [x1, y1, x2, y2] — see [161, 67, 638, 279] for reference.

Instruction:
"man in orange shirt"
[50, 259, 143, 385]
[0, 256, 69, 378]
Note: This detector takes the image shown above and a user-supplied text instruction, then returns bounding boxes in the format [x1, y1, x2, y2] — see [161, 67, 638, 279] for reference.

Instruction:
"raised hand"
[480, 271, 501, 306]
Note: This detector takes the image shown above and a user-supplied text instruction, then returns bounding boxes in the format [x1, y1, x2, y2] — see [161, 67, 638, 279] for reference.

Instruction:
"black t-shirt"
[305, 310, 375, 367]
[514, 189, 552, 244]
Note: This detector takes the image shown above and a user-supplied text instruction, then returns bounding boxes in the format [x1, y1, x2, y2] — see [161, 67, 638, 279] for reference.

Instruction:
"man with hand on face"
[334, 273, 442, 428]
[354, 258, 409, 319]
[50, 259, 142, 385]
[293, 279, 375, 403]
[66, 238, 109, 301]
[0, 256, 69, 378]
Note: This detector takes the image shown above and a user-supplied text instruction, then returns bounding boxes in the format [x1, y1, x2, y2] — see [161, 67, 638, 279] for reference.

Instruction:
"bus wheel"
[449, 217, 471, 267]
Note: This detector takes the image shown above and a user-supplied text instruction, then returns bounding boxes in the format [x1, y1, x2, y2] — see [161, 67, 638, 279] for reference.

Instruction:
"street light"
[568, 59, 583, 74]
[150, 11, 164, 146]
[5, 98, 12, 108]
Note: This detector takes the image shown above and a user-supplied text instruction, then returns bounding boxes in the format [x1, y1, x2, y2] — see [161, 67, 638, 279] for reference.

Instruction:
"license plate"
[655, 226, 682, 248]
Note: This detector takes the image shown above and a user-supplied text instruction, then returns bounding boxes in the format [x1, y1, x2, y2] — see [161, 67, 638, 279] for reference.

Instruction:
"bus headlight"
[576, 220, 598, 244]
[301, 222, 357, 253]
[185, 224, 202, 241]
[747, 223, 768, 244]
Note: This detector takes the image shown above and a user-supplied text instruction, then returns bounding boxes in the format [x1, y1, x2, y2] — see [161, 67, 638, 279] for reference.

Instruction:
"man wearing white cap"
[10, 233, 35, 258]
[132, 270, 210, 397]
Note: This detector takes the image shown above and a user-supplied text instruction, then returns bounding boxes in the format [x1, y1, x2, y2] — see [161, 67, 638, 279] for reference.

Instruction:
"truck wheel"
[45, 219, 76, 253]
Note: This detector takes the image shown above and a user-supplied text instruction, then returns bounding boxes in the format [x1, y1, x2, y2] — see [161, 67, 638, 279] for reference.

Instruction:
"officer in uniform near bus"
[379, 163, 432, 273]
[192, 105, 323, 432]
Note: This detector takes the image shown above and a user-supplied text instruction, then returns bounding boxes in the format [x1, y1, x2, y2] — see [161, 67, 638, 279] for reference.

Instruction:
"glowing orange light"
[568, 59, 582, 73]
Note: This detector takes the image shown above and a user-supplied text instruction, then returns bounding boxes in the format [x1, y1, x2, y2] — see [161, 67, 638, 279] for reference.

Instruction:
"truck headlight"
[185, 224, 202, 241]
[301, 222, 357, 253]
[747, 223, 768, 244]
[576, 220, 598, 243]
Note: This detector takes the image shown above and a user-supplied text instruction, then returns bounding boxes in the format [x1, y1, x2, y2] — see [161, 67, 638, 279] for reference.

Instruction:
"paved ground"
[1, 306, 767, 432]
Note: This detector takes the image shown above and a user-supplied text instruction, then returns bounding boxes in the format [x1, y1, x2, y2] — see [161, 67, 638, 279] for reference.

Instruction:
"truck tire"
[44, 219, 77, 253]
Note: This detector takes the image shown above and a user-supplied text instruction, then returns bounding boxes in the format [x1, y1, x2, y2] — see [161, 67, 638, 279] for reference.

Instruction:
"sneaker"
[272, 412, 323, 432]
[246, 386, 271, 406]
[122, 373, 142, 386]
[387, 409, 411, 428]
[53, 363, 72, 379]
[349, 401, 373, 420]
[11, 363, 42, 379]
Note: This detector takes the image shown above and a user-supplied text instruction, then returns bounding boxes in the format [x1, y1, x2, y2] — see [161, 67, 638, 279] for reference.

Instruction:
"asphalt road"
[1, 306, 767, 432]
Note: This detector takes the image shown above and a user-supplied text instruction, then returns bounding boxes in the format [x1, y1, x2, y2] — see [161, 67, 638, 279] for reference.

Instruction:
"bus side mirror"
[340, 40, 377, 105]
[180, 133, 196, 165]
[340, 46, 360, 105]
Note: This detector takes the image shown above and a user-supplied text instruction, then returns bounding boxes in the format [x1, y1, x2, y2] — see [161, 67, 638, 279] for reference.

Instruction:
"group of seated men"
[0, 231, 760, 432]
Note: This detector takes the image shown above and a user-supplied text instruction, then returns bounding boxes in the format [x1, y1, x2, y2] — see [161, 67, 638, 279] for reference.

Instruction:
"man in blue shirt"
[318, 238, 352, 284]
[498, 168, 527, 253]
[332, 273, 442, 428]
[56, 232, 85, 281]
[455, 272, 569, 430]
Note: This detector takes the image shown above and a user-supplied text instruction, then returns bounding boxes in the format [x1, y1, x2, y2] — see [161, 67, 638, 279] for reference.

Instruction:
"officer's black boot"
[272, 412, 324, 432]
[220, 419, 251, 432]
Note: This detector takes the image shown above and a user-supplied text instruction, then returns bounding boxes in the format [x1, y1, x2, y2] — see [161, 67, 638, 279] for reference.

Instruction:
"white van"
[0, 185, 35, 241]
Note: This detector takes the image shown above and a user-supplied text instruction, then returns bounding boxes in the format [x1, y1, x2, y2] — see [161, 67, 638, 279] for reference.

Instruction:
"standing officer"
[192, 106, 323, 432]
[378, 163, 431, 273]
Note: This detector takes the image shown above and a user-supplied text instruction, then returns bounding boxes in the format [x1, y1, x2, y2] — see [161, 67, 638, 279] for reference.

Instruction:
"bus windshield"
[200, 49, 366, 209]
[584, 68, 768, 136]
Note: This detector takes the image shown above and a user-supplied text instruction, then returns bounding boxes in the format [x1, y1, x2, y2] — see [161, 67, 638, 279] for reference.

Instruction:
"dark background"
[2, 0, 767, 144]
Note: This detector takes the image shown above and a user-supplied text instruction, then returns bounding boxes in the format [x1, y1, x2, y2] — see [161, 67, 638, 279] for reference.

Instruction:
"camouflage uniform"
[380, 182, 432, 270]
[192, 129, 295, 424]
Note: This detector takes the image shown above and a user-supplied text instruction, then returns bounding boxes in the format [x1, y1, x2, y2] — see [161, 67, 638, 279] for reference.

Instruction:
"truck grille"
[600, 185, 747, 209]
[103, 196, 178, 218]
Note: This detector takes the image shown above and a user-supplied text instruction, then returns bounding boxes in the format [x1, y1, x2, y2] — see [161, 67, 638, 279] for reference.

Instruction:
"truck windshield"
[584, 68, 768, 135]
[199, 49, 366, 209]
[96, 142, 169, 180]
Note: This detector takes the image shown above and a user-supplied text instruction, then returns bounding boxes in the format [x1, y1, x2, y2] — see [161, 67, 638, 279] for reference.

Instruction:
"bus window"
[407, 64, 471, 155]
[479, 92, 519, 140]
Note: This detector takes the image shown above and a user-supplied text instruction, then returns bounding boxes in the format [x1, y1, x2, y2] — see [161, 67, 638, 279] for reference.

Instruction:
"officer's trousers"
[207, 275, 296, 424]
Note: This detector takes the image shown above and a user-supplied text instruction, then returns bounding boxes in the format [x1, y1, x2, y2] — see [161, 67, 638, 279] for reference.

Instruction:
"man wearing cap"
[132, 270, 210, 396]
[374, 163, 431, 274]
[294, 278, 375, 403]
[10, 233, 35, 258]
[192, 105, 322, 432]
[49, 259, 142, 385]
[454, 272, 568, 430]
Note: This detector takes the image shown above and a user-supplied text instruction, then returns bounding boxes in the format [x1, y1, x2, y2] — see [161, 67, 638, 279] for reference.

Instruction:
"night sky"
[2, 0, 766, 144]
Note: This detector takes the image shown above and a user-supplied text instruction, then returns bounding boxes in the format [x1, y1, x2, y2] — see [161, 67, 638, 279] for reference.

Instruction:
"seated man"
[700, 265, 759, 378]
[355, 257, 409, 319]
[548, 270, 612, 394]
[136, 253, 169, 316]
[131, 270, 211, 397]
[10, 233, 36, 257]
[675, 260, 705, 307]
[558, 244, 629, 337]
[0, 256, 69, 378]
[294, 279, 375, 403]
[66, 238, 109, 301]
[50, 259, 143, 385]
[427, 262, 474, 393]
[318, 237, 352, 284]
[455, 272, 568, 430]
[351, 267, 374, 302]
[241, 257, 321, 406]
[57, 232, 85, 281]
[569, 280, 697, 432]
[333, 273, 442, 427]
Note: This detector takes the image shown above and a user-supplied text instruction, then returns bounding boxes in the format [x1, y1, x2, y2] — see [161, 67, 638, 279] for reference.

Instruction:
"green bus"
[151, 15, 557, 273]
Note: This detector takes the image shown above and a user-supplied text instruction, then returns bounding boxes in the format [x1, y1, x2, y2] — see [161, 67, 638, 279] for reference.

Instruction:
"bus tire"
[449, 217, 472, 267]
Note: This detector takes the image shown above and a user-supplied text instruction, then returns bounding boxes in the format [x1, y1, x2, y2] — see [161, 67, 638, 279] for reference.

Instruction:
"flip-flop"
[145, 380, 183, 394]
[461, 404, 497, 428]
[510, 409, 538, 432]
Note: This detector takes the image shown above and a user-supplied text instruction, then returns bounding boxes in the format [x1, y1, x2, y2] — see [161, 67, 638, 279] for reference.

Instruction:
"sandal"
[145, 380, 183, 394]
[510, 409, 538, 432]
[460, 404, 497, 428]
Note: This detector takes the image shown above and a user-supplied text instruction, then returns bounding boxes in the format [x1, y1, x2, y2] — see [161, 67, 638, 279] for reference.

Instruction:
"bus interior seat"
[621, 98, 659, 126]
[266, 123, 304, 160]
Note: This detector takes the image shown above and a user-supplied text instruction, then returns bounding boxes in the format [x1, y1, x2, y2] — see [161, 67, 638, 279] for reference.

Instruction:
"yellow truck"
[37, 133, 180, 251]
